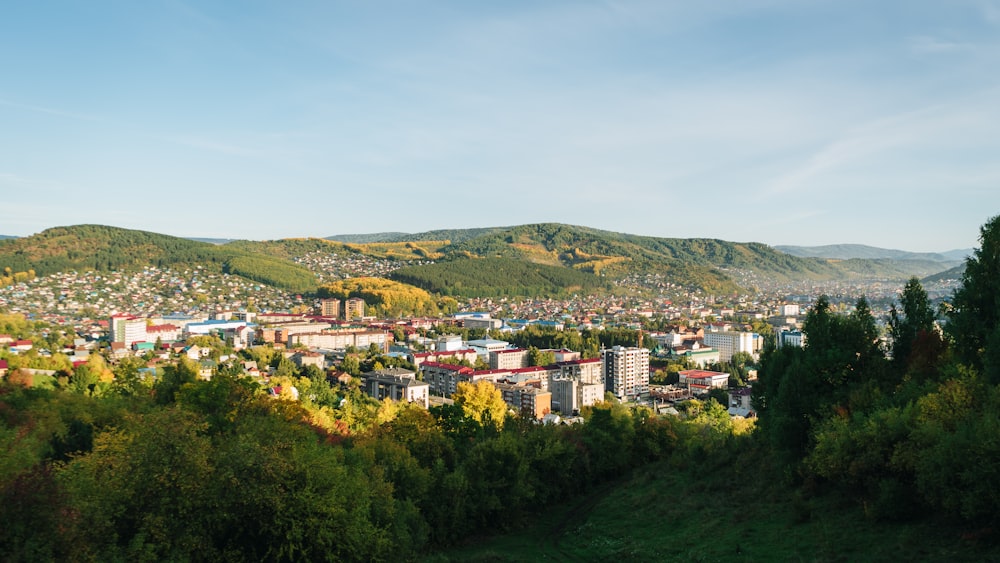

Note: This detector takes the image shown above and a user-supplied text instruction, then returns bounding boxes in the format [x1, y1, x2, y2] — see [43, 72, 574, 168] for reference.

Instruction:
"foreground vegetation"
[438, 217, 1000, 561]
[435, 443, 994, 562]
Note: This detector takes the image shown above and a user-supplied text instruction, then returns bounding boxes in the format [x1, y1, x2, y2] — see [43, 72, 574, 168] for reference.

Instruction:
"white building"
[777, 329, 806, 348]
[778, 304, 801, 317]
[111, 314, 147, 348]
[602, 346, 650, 400]
[703, 331, 756, 363]
[550, 378, 604, 414]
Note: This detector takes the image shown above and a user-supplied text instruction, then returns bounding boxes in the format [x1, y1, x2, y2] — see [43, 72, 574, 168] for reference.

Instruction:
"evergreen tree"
[947, 215, 1000, 382]
[888, 277, 938, 381]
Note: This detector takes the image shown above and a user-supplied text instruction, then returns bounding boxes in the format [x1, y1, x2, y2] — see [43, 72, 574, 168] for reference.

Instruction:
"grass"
[424, 447, 1000, 563]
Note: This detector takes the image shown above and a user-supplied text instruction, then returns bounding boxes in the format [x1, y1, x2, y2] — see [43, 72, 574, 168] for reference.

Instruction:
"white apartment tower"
[602, 345, 650, 400]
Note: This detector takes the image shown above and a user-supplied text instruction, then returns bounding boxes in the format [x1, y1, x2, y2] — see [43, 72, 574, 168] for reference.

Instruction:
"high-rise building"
[319, 298, 341, 318]
[344, 297, 365, 320]
[602, 345, 650, 400]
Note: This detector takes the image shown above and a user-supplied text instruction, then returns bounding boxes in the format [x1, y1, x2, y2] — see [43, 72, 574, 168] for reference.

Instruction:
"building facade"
[344, 297, 366, 320]
[602, 345, 650, 400]
[361, 368, 429, 408]
[702, 331, 756, 363]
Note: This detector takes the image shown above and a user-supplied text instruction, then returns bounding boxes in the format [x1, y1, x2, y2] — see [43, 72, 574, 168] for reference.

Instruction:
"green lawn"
[425, 451, 998, 562]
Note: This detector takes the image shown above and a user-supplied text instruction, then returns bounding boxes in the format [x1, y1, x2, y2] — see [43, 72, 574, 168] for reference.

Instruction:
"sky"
[2, 1, 998, 252]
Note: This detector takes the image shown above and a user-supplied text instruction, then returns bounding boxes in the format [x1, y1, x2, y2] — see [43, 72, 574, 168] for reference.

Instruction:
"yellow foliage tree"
[453, 380, 507, 429]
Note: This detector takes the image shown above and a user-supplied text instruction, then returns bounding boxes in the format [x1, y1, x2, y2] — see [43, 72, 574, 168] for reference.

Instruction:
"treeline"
[753, 215, 1000, 525]
[390, 257, 611, 298]
[0, 359, 748, 561]
[319, 277, 444, 317]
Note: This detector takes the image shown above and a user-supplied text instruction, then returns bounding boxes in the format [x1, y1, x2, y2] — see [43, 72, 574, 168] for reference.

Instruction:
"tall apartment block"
[602, 345, 650, 400]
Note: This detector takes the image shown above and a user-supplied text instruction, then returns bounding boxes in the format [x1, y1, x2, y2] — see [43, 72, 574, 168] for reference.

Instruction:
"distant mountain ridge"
[0, 223, 966, 297]
[775, 243, 971, 262]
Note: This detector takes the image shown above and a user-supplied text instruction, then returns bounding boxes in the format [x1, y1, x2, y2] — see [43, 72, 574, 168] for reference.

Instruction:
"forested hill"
[435, 223, 845, 280]
[1, 223, 960, 297]
[0, 225, 318, 293]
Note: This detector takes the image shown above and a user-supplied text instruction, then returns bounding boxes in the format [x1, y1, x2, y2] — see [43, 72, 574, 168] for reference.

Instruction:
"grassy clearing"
[425, 447, 998, 563]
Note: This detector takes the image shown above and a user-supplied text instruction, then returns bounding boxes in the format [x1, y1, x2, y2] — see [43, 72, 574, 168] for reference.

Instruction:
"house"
[185, 345, 211, 360]
[0, 359, 8, 378]
[198, 359, 217, 381]
[327, 370, 354, 387]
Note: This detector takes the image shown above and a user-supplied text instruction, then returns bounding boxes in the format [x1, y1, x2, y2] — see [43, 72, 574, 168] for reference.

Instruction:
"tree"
[111, 355, 149, 397]
[340, 354, 361, 376]
[888, 277, 939, 381]
[754, 295, 889, 457]
[947, 215, 1000, 381]
[452, 380, 507, 430]
[527, 346, 555, 367]
[154, 357, 199, 404]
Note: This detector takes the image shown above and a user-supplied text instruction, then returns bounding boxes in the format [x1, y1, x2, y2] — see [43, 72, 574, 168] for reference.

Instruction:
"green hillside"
[0, 225, 317, 292]
[224, 237, 357, 259]
[923, 263, 965, 284]
[436, 223, 845, 283]
[390, 257, 614, 298]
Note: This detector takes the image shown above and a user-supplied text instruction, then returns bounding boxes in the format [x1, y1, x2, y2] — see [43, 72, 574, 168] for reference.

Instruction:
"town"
[0, 258, 924, 425]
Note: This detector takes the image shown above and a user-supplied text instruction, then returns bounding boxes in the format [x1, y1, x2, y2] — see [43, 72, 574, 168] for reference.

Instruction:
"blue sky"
[2, 1, 998, 251]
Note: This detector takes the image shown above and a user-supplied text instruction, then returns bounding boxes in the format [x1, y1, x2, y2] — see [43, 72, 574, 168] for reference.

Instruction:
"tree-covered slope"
[436, 223, 846, 283]
[390, 257, 615, 298]
[0, 225, 317, 292]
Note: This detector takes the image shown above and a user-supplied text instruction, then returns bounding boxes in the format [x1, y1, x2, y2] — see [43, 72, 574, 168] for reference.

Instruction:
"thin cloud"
[0, 98, 100, 121]
[763, 90, 1000, 197]
[909, 35, 976, 54]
